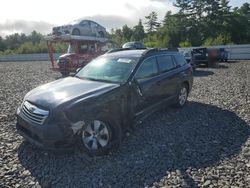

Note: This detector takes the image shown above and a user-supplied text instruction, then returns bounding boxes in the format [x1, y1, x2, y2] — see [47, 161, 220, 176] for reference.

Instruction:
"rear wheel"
[174, 83, 188, 108]
[78, 116, 122, 156]
[72, 28, 80, 35]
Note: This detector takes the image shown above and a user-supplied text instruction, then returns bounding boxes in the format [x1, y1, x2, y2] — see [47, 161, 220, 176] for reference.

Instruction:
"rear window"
[156, 55, 175, 73]
[174, 55, 187, 67]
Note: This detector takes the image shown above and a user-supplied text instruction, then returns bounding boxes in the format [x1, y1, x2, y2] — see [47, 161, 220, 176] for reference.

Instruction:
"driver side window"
[80, 21, 89, 27]
[135, 56, 158, 80]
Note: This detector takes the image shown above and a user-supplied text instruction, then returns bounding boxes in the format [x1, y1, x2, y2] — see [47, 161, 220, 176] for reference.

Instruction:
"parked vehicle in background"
[218, 48, 228, 62]
[45, 35, 117, 76]
[191, 48, 219, 67]
[52, 19, 106, 38]
[191, 48, 209, 67]
[57, 41, 104, 76]
[179, 49, 196, 70]
[122, 41, 145, 49]
[183, 51, 191, 63]
[16, 48, 193, 156]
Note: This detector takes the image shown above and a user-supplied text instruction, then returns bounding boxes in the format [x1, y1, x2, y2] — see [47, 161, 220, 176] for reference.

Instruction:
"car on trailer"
[52, 19, 106, 37]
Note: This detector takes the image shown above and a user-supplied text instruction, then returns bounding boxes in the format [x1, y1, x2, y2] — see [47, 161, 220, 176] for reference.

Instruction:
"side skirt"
[133, 95, 176, 124]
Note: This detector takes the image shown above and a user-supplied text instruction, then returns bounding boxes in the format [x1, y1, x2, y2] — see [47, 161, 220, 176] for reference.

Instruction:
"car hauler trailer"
[45, 34, 110, 76]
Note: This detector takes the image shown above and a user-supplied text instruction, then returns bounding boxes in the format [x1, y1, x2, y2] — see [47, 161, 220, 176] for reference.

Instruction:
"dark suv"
[16, 48, 193, 156]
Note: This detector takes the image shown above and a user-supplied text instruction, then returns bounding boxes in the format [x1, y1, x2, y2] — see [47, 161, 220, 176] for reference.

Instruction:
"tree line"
[0, 31, 67, 55]
[109, 1, 250, 48]
[0, 1, 249, 55]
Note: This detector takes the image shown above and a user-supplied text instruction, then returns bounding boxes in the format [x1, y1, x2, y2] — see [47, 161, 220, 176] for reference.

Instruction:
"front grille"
[21, 101, 49, 125]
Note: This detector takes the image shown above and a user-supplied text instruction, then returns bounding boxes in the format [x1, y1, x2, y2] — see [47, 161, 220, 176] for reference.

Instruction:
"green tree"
[114, 29, 123, 46]
[179, 41, 192, 47]
[158, 11, 186, 48]
[144, 11, 160, 33]
[122, 25, 133, 42]
[0, 36, 6, 51]
[132, 19, 145, 41]
[29, 30, 43, 44]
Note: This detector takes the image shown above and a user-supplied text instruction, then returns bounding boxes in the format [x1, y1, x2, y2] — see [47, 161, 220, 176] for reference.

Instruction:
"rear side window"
[135, 57, 158, 79]
[156, 55, 175, 73]
[174, 55, 187, 67]
[90, 21, 98, 27]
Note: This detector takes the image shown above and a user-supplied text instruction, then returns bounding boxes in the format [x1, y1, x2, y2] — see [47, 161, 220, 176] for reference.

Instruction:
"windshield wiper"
[82, 77, 119, 84]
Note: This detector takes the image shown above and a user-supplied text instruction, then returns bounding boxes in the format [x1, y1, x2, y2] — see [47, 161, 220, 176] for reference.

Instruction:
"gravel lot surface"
[0, 61, 249, 188]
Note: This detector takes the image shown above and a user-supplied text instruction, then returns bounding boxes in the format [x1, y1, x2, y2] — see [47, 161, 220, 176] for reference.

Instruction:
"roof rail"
[142, 48, 178, 56]
[106, 47, 146, 54]
[106, 48, 130, 54]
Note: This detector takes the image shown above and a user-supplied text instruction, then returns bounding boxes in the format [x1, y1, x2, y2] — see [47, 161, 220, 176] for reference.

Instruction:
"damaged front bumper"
[16, 107, 84, 150]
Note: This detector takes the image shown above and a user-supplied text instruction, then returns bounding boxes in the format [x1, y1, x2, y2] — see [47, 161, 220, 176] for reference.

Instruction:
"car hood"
[25, 77, 120, 109]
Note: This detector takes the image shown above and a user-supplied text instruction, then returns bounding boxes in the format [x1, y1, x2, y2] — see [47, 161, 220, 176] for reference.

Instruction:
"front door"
[79, 20, 92, 36]
[131, 56, 162, 115]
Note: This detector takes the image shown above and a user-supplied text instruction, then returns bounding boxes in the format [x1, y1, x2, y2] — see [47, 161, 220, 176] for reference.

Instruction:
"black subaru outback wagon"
[16, 48, 193, 156]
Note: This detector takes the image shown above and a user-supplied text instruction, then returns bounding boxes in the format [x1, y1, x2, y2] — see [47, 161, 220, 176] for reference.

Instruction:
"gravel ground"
[0, 61, 249, 188]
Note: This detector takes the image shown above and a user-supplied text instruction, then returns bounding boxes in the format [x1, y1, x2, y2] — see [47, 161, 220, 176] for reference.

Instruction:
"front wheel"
[174, 84, 188, 108]
[78, 117, 122, 156]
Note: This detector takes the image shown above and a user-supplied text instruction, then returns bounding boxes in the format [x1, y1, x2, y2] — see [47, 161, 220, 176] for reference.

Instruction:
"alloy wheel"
[82, 120, 110, 150]
[179, 87, 187, 106]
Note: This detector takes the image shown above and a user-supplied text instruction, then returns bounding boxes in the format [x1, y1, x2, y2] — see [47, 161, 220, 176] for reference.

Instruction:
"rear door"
[155, 54, 179, 99]
[173, 54, 190, 86]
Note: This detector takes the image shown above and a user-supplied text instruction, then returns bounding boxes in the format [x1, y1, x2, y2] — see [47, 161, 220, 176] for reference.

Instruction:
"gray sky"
[0, 0, 248, 36]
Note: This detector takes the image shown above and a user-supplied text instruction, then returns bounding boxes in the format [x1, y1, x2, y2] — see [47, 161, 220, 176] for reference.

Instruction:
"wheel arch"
[182, 81, 190, 93]
[72, 28, 80, 35]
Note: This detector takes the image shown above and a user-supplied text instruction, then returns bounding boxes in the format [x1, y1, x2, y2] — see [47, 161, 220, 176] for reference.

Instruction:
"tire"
[207, 60, 211, 67]
[98, 31, 104, 38]
[174, 83, 188, 108]
[78, 116, 123, 156]
[72, 28, 80, 36]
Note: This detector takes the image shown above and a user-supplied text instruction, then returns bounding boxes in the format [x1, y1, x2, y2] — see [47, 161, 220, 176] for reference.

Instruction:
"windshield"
[68, 19, 81, 25]
[122, 42, 134, 48]
[76, 56, 139, 83]
[67, 44, 76, 53]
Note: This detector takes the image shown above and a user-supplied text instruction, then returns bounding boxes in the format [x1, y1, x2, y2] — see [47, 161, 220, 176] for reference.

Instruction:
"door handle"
[136, 85, 144, 97]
